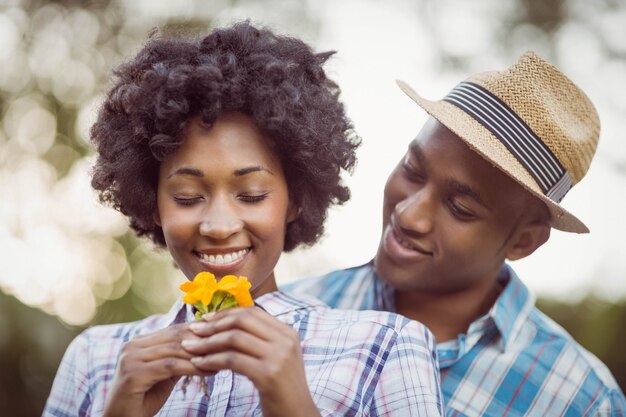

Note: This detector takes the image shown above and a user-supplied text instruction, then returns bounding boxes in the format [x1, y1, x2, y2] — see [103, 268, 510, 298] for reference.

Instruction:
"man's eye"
[402, 164, 425, 183]
[448, 200, 475, 220]
[238, 193, 268, 203]
[174, 197, 202, 206]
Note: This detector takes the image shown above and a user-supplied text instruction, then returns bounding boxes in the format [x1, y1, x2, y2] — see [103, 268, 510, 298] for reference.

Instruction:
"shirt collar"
[436, 265, 535, 368]
[158, 298, 196, 329]
[368, 262, 535, 354]
[157, 291, 324, 332]
[368, 260, 396, 312]
[255, 290, 326, 317]
[482, 264, 535, 352]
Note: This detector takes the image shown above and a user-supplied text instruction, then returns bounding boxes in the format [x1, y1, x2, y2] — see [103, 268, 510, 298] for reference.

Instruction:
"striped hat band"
[443, 81, 572, 203]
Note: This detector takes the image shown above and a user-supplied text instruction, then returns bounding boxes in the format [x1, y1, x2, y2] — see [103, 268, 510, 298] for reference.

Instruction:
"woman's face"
[156, 112, 297, 297]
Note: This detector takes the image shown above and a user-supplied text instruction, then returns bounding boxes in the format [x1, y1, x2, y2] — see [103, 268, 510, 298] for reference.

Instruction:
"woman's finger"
[125, 339, 199, 363]
[130, 323, 195, 348]
[142, 357, 211, 381]
[190, 350, 265, 381]
[182, 328, 271, 358]
[190, 308, 289, 341]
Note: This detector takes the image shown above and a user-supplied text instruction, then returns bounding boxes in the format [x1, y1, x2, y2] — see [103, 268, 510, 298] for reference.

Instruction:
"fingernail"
[190, 356, 202, 364]
[181, 339, 199, 348]
[202, 312, 216, 320]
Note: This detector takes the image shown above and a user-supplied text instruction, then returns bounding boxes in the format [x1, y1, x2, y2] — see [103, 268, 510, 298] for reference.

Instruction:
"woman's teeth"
[198, 249, 248, 265]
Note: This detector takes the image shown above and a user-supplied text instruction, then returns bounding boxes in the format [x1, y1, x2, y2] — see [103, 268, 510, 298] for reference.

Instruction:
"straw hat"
[397, 51, 600, 233]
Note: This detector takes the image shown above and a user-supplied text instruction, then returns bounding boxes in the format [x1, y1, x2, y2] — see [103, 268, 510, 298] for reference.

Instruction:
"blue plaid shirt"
[283, 262, 626, 416]
[44, 290, 444, 417]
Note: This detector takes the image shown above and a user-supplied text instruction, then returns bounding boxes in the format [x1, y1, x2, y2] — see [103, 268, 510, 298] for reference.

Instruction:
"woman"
[43, 22, 444, 417]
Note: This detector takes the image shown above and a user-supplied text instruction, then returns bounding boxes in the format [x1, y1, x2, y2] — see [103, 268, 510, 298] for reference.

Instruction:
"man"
[284, 52, 626, 416]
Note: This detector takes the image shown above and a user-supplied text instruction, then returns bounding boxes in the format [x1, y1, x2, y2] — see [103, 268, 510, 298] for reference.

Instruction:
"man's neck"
[394, 278, 503, 343]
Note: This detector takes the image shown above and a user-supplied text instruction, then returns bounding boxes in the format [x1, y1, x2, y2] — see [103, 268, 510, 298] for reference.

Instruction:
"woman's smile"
[194, 247, 251, 273]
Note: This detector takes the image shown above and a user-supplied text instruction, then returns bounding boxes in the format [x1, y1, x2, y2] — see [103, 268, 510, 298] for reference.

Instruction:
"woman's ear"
[153, 208, 162, 227]
[286, 200, 300, 224]
[506, 223, 550, 261]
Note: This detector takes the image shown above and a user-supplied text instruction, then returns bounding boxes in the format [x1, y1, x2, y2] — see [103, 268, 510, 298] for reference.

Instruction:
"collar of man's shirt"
[371, 263, 535, 366]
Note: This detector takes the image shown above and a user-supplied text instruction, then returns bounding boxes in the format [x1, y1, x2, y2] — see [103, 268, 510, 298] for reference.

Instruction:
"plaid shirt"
[284, 262, 626, 417]
[44, 290, 444, 417]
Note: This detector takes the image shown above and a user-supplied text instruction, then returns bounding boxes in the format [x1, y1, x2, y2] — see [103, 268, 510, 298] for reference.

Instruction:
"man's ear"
[506, 223, 551, 261]
[153, 208, 162, 227]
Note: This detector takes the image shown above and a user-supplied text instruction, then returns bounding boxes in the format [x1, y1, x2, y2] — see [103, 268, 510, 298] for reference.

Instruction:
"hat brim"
[396, 80, 589, 233]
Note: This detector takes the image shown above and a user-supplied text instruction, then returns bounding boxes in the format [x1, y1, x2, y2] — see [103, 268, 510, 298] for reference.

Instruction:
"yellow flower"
[179, 272, 254, 314]
[218, 275, 254, 307]
[179, 271, 217, 306]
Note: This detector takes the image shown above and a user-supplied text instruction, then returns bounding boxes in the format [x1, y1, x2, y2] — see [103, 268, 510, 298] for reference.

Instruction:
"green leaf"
[194, 302, 208, 314]
[208, 291, 227, 312]
[216, 296, 238, 311]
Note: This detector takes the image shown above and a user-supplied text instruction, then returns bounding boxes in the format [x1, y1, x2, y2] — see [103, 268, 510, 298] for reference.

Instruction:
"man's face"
[375, 117, 534, 294]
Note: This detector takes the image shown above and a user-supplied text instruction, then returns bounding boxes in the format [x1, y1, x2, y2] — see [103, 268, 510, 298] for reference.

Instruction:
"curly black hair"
[91, 21, 360, 251]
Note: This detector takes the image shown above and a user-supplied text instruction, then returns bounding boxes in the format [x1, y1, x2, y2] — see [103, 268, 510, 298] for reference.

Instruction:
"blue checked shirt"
[283, 262, 626, 417]
[44, 290, 444, 417]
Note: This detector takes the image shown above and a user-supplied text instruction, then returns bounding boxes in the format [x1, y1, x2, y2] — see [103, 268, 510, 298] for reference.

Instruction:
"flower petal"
[200, 287, 216, 306]
[195, 271, 216, 286]
[217, 275, 238, 292]
[183, 293, 199, 304]
[234, 277, 254, 307]
[179, 281, 197, 292]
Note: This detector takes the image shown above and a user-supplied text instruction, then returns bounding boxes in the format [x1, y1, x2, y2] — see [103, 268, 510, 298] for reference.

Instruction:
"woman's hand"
[103, 323, 206, 417]
[182, 308, 321, 417]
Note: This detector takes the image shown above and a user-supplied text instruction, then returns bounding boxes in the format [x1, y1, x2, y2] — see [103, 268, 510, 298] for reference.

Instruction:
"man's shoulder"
[283, 262, 373, 291]
[281, 262, 376, 308]
[525, 306, 622, 392]
[498, 265, 618, 389]
[445, 303, 625, 416]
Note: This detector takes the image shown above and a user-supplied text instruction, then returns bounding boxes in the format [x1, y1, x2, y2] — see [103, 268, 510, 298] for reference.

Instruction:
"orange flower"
[179, 271, 217, 306]
[179, 272, 254, 314]
[218, 275, 254, 307]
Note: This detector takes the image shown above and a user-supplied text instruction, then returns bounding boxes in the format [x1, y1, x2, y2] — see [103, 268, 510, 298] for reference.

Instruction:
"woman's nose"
[198, 198, 243, 240]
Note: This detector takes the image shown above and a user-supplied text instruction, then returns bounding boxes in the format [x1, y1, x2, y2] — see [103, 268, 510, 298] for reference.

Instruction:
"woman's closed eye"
[174, 196, 203, 206]
[238, 192, 269, 203]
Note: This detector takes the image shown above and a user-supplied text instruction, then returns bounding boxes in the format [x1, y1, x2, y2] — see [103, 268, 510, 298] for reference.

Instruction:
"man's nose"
[394, 187, 435, 235]
[198, 196, 243, 240]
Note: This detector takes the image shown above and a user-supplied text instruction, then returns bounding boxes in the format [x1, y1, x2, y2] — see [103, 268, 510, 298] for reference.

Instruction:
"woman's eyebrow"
[168, 167, 203, 179]
[234, 166, 274, 176]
